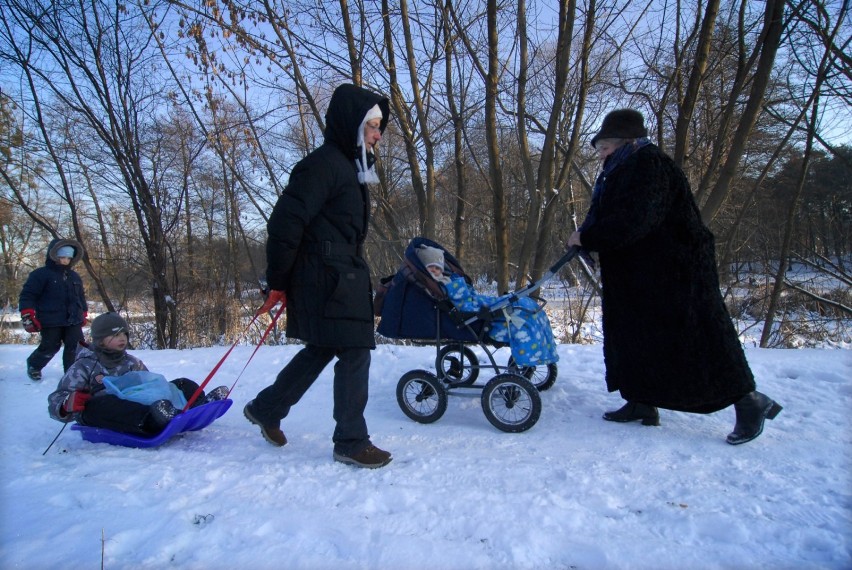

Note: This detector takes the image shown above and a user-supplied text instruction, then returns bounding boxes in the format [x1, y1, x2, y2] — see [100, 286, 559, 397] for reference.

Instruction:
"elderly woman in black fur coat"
[567, 109, 782, 445]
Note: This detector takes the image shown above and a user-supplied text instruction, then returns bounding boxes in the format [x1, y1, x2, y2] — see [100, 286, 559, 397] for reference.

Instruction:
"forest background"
[1, 0, 850, 351]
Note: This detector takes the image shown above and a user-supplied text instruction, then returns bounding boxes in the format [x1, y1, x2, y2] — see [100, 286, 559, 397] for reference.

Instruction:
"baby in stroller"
[377, 237, 572, 433]
[414, 244, 558, 367]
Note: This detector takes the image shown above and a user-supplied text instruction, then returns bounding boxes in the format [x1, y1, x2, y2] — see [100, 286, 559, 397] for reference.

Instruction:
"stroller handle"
[544, 246, 581, 279]
[464, 246, 581, 323]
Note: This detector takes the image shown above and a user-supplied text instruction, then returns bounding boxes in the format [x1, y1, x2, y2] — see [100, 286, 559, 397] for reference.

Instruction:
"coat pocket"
[323, 258, 373, 321]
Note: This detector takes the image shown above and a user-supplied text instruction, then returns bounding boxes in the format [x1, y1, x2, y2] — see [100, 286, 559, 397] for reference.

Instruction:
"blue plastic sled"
[71, 399, 233, 448]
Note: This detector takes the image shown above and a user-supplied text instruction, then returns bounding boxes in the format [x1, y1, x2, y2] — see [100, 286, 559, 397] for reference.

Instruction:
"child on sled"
[47, 312, 228, 436]
[415, 245, 558, 366]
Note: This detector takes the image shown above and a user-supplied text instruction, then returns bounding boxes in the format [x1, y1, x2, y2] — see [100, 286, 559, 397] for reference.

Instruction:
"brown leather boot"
[243, 400, 287, 447]
[334, 443, 392, 469]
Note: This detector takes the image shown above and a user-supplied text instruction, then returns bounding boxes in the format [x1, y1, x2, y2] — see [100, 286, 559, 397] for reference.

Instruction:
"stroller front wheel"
[396, 370, 448, 424]
[436, 344, 479, 386]
[508, 357, 558, 391]
[481, 373, 541, 433]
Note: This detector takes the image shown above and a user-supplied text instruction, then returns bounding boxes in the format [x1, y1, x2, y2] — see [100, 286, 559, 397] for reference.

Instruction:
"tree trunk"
[381, 0, 432, 237]
[531, 0, 582, 284]
[673, 0, 720, 166]
[485, 0, 509, 291]
[443, 0, 468, 261]
[700, 0, 785, 223]
[760, 6, 837, 346]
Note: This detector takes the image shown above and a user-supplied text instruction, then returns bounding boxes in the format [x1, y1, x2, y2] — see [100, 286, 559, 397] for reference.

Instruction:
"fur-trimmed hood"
[46, 238, 84, 268]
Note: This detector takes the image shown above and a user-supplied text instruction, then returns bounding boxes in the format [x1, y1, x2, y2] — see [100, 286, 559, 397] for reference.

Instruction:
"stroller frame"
[395, 304, 552, 433]
[386, 239, 579, 433]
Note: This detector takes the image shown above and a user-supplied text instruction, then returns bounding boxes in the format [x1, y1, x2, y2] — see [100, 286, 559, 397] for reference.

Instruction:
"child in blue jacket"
[19, 239, 87, 380]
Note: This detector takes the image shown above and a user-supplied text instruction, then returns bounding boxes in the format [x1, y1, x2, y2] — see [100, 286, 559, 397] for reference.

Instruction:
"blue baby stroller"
[376, 237, 578, 432]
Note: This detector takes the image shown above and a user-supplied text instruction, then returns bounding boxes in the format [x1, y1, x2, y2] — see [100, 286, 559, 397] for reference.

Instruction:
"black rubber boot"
[727, 391, 782, 445]
[602, 401, 660, 426]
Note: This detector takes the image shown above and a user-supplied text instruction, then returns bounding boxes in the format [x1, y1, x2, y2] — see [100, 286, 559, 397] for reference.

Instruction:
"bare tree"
[1, 0, 186, 347]
[379, 0, 440, 238]
[1, 0, 847, 349]
[513, 0, 575, 286]
[672, 0, 721, 166]
[446, 0, 511, 290]
[441, 0, 469, 261]
[760, 3, 847, 347]
[697, 0, 786, 223]
[0, 94, 38, 309]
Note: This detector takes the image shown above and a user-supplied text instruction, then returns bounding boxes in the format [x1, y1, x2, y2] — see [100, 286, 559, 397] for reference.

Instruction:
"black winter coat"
[580, 144, 755, 413]
[265, 84, 389, 348]
[19, 239, 87, 328]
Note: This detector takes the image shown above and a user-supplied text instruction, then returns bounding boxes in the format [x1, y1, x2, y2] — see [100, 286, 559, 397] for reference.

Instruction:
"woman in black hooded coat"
[243, 83, 392, 468]
[567, 109, 782, 445]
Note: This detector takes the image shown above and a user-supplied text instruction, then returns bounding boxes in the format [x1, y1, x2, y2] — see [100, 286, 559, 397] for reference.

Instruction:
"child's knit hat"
[90, 312, 129, 342]
[416, 245, 445, 270]
[56, 245, 75, 258]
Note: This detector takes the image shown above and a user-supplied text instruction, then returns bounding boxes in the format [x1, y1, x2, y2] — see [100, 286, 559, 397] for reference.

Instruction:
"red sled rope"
[182, 304, 285, 411]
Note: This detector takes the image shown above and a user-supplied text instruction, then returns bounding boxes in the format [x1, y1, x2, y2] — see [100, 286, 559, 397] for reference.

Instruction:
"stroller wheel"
[396, 370, 448, 424]
[436, 344, 479, 386]
[481, 373, 541, 433]
[508, 357, 558, 391]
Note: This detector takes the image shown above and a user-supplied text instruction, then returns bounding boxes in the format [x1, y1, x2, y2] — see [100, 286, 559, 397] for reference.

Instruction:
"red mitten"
[82, 311, 88, 326]
[21, 309, 41, 333]
[63, 391, 91, 414]
[255, 289, 286, 316]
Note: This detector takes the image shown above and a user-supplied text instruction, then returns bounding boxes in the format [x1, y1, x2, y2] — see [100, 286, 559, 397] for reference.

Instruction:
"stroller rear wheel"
[396, 370, 448, 424]
[436, 344, 479, 386]
[508, 357, 558, 391]
[481, 373, 541, 433]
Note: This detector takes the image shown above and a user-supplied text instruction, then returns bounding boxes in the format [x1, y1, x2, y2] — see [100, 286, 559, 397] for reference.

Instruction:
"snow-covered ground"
[1, 342, 850, 569]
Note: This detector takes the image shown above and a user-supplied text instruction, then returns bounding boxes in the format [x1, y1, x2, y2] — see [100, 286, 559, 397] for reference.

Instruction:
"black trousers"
[252, 345, 370, 454]
[79, 378, 200, 435]
[28, 325, 84, 373]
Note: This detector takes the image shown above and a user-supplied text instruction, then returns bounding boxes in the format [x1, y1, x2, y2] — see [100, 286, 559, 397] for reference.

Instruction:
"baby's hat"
[90, 312, 129, 342]
[416, 245, 445, 270]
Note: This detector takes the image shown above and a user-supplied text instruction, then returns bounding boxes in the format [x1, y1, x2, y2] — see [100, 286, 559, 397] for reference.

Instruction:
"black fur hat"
[591, 109, 648, 148]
